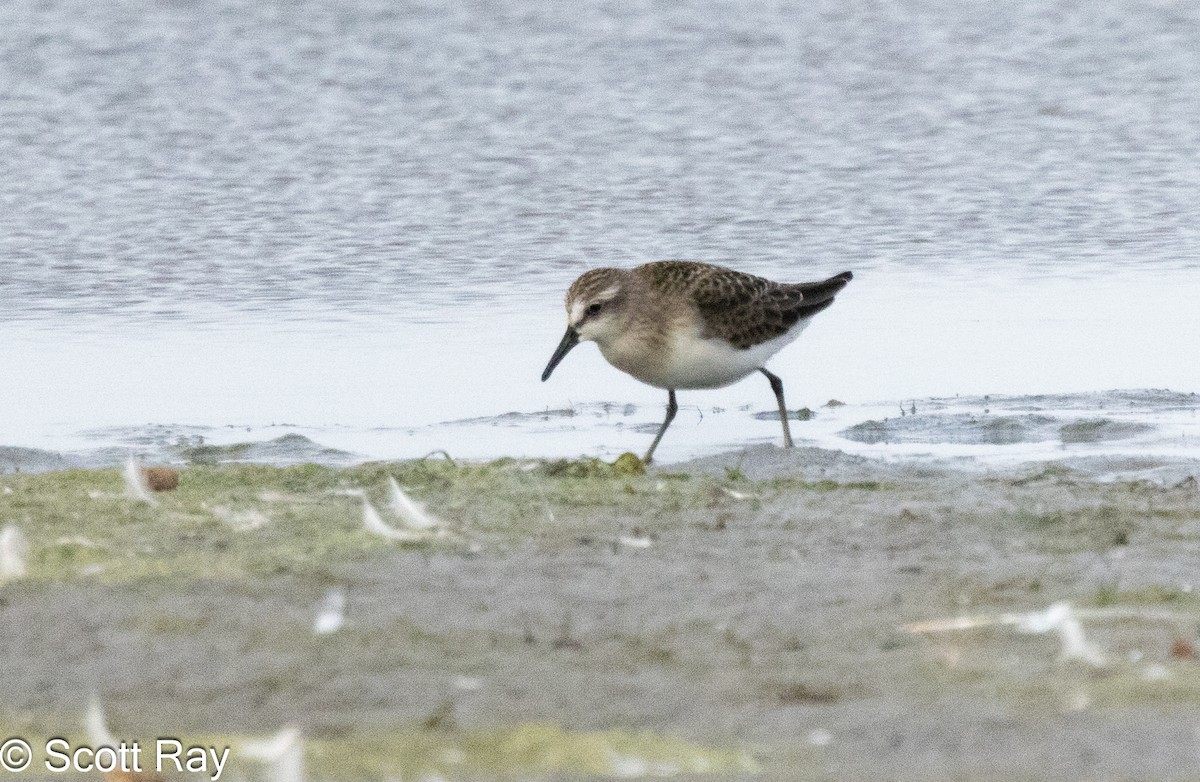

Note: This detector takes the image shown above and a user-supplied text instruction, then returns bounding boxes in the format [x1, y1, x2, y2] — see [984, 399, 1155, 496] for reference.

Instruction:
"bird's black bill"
[541, 327, 580, 382]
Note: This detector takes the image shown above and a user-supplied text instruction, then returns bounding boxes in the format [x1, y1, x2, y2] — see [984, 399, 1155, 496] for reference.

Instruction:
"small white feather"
[454, 676, 483, 691]
[719, 486, 755, 500]
[327, 488, 365, 497]
[906, 601, 1109, 667]
[241, 725, 305, 782]
[313, 587, 346, 635]
[618, 533, 654, 549]
[85, 695, 118, 748]
[0, 525, 29, 583]
[123, 457, 156, 506]
[362, 498, 426, 542]
[388, 476, 440, 530]
[1016, 602, 1106, 666]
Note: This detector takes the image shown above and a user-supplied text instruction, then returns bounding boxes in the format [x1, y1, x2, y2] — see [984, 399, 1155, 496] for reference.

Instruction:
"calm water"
[2, 0, 1198, 461]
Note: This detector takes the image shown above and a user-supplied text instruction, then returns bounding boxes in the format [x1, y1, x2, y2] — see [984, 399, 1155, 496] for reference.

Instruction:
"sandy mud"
[2, 391, 1200, 779]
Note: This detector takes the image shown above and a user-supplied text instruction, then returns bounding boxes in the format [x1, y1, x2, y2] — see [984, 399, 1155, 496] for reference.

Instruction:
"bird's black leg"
[760, 368, 794, 448]
[643, 389, 678, 464]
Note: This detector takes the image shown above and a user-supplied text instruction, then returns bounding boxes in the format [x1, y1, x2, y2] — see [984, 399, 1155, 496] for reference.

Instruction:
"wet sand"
[2, 392, 1200, 779]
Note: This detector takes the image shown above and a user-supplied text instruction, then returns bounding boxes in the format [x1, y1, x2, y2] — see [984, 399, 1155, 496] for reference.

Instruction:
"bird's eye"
[586, 302, 603, 316]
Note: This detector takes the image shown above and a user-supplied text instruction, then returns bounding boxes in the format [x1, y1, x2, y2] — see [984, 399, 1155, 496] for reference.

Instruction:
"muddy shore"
[3, 396, 1200, 779]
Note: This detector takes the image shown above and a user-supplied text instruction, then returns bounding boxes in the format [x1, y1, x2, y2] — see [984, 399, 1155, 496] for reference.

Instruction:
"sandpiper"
[541, 261, 853, 463]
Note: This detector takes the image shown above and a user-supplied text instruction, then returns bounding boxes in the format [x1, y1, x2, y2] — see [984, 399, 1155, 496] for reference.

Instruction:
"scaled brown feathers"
[634, 261, 852, 349]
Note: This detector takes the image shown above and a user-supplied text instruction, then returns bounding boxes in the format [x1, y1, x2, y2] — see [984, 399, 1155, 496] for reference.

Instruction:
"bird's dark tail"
[797, 270, 853, 299]
[790, 271, 853, 320]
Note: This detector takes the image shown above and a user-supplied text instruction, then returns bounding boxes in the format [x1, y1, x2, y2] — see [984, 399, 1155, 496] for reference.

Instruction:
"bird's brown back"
[634, 261, 852, 350]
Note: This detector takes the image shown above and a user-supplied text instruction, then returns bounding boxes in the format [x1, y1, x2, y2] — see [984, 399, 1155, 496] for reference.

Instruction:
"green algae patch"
[182, 442, 254, 465]
[313, 723, 759, 778]
[808, 479, 887, 492]
[1091, 583, 1200, 608]
[0, 716, 756, 781]
[179, 434, 356, 466]
[837, 419, 890, 443]
[9, 445, 1200, 779]
[541, 457, 613, 478]
[541, 455, 646, 478]
[767, 477, 892, 493]
[1059, 418, 1154, 444]
[0, 458, 726, 584]
[1007, 463, 1078, 486]
[1015, 505, 1141, 554]
[611, 452, 647, 476]
[0, 463, 459, 584]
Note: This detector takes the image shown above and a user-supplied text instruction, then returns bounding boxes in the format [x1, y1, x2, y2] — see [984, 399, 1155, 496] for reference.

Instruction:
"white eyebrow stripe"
[569, 283, 622, 325]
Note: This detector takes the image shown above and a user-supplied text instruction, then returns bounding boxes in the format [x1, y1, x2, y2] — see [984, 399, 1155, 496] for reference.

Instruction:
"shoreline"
[4, 388, 1199, 476]
[2, 415, 1200, 777]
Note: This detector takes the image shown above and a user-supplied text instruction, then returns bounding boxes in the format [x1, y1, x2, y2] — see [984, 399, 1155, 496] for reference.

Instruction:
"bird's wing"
[641, 262, 851, 350]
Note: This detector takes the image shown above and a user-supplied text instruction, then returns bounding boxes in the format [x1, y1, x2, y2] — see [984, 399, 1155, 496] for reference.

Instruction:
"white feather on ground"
[123, 457, 157, 506]
[1014, 602, 1107, 666]
[313, 587, 346, 635]
[241, 725, 305, 782]
[85, 695, 118, 747]
[327, 488, 365, 497]
[900, 601, 1177, 667]
[362, 498, 430, 542]
[717, 486, 755, 500]
[388, 476, 441, 530]
[618, 532, 654, 549]
[0, 525, 29, 583]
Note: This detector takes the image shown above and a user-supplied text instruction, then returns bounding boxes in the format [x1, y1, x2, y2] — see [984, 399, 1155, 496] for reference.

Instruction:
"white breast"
[606, 319, 811, 390]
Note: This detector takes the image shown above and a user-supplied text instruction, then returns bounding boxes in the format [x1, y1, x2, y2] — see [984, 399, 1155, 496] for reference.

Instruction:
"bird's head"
[541, 268, 631, 381]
